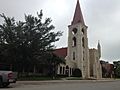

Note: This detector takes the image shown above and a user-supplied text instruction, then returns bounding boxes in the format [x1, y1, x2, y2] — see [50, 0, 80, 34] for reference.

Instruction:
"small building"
[100, 60, 114, 78]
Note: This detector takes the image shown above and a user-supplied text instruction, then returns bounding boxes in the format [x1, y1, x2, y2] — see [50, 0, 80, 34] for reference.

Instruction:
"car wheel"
[2, 83, 10, 88]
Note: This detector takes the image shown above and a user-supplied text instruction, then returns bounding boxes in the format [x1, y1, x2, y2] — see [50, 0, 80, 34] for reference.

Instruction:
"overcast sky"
[0, 0, 120, 63]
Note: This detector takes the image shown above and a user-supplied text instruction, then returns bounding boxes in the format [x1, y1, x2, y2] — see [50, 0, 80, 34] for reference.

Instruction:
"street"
[1, 80, 120, 90]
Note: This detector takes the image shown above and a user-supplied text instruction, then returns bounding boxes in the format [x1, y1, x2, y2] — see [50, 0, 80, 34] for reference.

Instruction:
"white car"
[0, 64, 17, 87]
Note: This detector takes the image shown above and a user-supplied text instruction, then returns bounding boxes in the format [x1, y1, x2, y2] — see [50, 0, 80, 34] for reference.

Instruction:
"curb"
[16, 79, 117, 85]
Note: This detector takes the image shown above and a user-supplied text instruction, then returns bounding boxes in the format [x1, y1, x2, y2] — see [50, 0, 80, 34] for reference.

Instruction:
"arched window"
[70, 68, 71, 75]
[66, 65, 69, 76]
[83, 51, 84, 61]
[72, 28, 77, 35]
[82, 28, 84, 34]
[82, 37, 85, 48]
[66, 65, 69, 69]
[60, 67, 62, 74]
[72, 37, 76, 46]
[63, 67, 65, 74]
[73, 52, 75, 60]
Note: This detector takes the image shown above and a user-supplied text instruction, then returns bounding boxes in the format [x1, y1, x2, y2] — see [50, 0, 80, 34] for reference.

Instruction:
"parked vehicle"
[0, 64, 17, 87]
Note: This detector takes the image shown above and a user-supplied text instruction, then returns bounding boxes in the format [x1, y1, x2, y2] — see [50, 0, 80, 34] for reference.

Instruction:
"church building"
[54, 0, 102, 79]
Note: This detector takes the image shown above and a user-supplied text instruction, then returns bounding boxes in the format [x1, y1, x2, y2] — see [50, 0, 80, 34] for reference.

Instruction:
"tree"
[45, 52, 65, 78]
[0, 10, 63, 76]
[113, 61, 120, 78]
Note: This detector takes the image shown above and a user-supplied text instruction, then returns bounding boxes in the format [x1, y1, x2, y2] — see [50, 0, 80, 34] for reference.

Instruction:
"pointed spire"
[97, 40, 101, 58]
[71, 0, 85, 25]
[97, 40, 100, 48]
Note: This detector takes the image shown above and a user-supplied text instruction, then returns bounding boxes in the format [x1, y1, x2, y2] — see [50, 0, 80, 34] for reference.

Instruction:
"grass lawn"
[66, 77, 83, 80]
[18, 76, 62, 81]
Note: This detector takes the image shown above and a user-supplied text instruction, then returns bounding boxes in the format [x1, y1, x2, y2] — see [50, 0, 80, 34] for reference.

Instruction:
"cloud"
[0, 0, 120, 62]
[84, 0, 120, 61]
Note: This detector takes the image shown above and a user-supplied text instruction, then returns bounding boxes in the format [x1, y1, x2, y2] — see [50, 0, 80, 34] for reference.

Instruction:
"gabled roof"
[71, 0, 85, 25]
[53, 47, 67, 58]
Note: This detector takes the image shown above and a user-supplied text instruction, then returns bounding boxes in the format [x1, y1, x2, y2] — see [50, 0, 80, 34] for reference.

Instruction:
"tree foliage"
[0, 11, 64, 76]
[113, 61, 120, 78]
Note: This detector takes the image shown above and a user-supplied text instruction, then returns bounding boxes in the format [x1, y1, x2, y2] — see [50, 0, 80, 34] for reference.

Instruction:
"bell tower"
[67, 0, 89, 78]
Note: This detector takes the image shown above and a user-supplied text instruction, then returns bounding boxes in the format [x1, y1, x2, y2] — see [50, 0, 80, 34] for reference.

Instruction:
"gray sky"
[0, 0, 120, 63]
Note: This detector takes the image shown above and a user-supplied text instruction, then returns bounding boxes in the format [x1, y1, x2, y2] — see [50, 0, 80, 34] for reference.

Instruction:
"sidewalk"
[17, 79, 117, 85]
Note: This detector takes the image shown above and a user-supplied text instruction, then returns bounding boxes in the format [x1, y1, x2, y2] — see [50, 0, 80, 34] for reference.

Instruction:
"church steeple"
[68, 0, 89, 78]
[71, 0, 85, 25]
[97, 41, 101, 58]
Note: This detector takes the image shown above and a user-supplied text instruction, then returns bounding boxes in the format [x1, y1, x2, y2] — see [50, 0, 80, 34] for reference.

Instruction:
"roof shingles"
[53, 48, 67, 58]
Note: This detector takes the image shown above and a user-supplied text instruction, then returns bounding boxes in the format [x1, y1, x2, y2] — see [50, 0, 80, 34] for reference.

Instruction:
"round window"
[72, 28, 77, 34]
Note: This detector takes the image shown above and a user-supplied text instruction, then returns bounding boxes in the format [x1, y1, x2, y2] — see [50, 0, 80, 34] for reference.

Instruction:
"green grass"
[66, 77, 83, 80]
[18, 76, 61, 81]
[114, 78, 120, 79]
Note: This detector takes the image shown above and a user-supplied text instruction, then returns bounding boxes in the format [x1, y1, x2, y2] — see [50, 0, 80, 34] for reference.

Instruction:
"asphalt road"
[1, 80, 120, 90]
